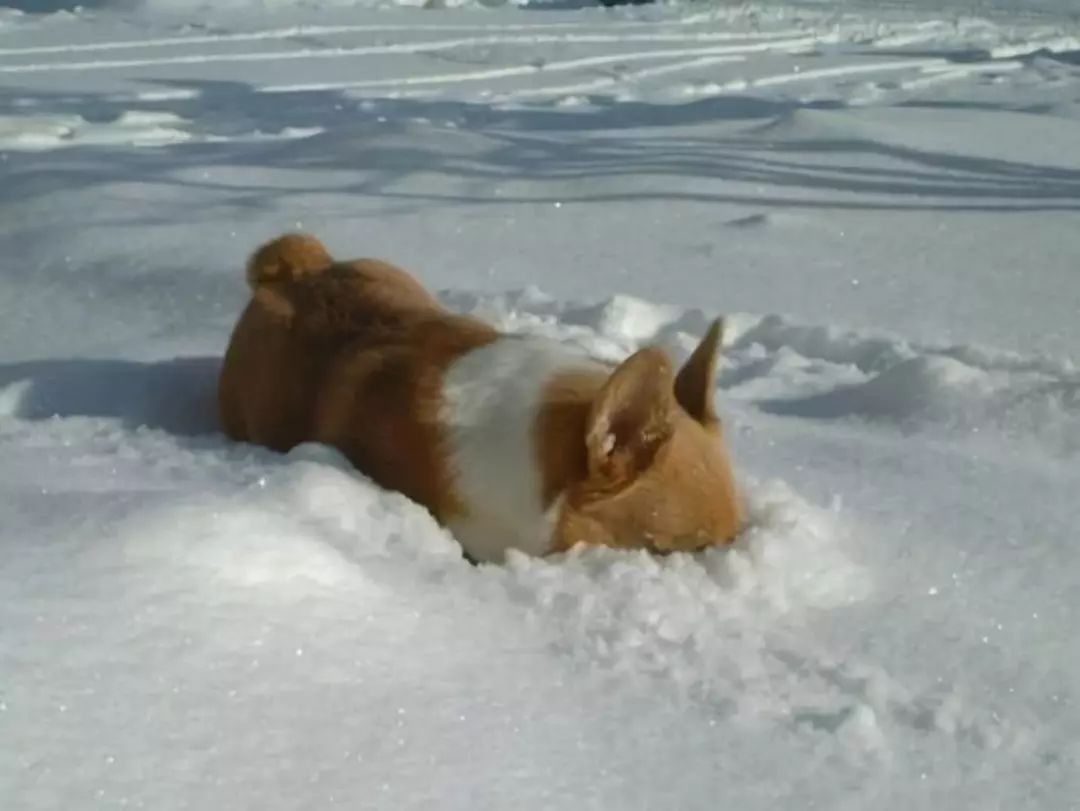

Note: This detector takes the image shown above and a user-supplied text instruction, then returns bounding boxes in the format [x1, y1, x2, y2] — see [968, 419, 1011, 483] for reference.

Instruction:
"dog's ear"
[674, 318, 723, 426]
[585, 348, 676, 489]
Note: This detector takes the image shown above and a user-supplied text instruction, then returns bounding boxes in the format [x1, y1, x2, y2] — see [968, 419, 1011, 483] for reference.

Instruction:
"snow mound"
[760, 354, 1080, 450]
[119, 424, 909, 751]
[0, 110, 324, 151]
[444, 289, 1080, 455]
[491, 477, 868, 713]
[0, 289, 875, 712]
[733, 315, 1080, 454]
[81, 420, 1009, 769]
[0, 110, 192, 150]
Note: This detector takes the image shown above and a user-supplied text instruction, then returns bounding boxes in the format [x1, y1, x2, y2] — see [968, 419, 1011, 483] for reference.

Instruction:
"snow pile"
[495, 476, 867, 699]
[732, 315, 1080, 455]
[449, 289, 1080, 457]
[5, 286, 1066, 808]
[0, 109, 192, 149]
[3, 291, 1076, 808]
[0, 346, 876, 809]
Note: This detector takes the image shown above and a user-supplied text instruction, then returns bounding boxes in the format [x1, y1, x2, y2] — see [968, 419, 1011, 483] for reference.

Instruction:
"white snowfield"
[1, 1, 1078, 809]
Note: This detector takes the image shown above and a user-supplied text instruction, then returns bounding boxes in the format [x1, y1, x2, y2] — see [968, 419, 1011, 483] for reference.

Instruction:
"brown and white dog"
[218, 233, 744, 563]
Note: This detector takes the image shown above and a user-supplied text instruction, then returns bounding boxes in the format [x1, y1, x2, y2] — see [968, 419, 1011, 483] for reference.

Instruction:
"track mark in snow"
[898, 59, 1025, 91]
[264, 46, 753, 94]
[0, 25, 811, 58]
[0, 34, 818, 75]
[263, 48, 750, 97]
[499, 54, 751, 101]
[869, 21, 969, 50]
[726, 213, 772, 228]
[718, 57, 951, 94]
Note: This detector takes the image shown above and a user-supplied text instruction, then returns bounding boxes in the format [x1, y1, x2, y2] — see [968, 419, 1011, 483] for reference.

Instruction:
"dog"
[218, 234, 744, 563]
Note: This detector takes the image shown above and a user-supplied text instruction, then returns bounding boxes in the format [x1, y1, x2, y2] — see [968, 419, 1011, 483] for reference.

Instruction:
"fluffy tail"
[246, 233, 334, 289]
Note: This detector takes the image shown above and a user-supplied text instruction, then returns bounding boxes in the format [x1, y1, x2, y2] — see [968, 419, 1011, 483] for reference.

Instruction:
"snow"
[1, 1, 1079, 809]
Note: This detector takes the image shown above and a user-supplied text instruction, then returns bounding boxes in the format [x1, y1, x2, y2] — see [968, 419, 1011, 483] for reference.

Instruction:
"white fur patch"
[441, 336, 604, 563]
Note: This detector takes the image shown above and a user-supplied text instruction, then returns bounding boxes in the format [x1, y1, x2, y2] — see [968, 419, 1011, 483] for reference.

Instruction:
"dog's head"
[553, 320, 744, 554]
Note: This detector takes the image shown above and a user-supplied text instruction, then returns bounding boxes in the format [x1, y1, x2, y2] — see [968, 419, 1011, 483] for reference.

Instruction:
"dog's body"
[219, 234, 743, 562]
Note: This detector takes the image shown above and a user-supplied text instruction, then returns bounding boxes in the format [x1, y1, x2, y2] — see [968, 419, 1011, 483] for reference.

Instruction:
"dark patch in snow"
[0, 356, 220, 436]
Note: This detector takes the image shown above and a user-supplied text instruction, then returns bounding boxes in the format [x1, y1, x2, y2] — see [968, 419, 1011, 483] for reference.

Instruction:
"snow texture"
[1, 1, 1078, 809]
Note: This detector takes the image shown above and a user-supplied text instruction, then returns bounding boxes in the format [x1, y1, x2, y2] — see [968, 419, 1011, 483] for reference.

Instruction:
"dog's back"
[219, 234, 497, 520]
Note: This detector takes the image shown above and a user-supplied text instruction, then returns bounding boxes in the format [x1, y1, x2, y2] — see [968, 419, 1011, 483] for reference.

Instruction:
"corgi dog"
[219, 234, 744, 563]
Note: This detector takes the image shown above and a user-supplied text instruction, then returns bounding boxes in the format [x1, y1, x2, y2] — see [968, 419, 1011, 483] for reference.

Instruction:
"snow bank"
[5, 286, 1064, 810]
[0, 109, 192, 149]
[447, 289, 1080, 457]
[0, 342, 874, 809]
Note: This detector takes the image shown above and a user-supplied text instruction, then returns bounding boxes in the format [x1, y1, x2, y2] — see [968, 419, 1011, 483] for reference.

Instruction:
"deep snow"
[1, 1, 1078, 809]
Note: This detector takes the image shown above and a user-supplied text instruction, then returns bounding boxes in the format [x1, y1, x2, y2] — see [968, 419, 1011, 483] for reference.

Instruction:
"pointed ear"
[674, 318, 723, 425]
[586, 347, 676, 488]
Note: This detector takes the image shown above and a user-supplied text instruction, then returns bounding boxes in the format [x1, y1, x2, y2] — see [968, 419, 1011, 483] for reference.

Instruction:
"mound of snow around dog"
[0, 358, 870, 809]
[3, 288, 1075, 809]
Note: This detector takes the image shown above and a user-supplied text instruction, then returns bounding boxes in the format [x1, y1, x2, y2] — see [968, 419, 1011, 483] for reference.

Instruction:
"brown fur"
[220, 232, 744, 559]
[534, 368, 602, 508]
[219, 233, 496, 523]
[537, 348, 743, 554]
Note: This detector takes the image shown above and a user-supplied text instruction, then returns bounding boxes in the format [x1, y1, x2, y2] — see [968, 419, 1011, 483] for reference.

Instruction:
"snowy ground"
[1, 1, 1079, 809]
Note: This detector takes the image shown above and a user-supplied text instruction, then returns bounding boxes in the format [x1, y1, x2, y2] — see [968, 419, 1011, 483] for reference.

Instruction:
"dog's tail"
[246, 233, 334, 290]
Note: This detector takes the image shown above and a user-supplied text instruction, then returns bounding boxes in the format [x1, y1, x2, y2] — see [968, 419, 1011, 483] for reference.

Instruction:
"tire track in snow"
[257, 49, 980, 105]
[0, 33, 818, 74]
[898, 59, 1025, 91]
[498, 54, 752, 101]
[715, 57, 953, 93]
[261, 45, 758, 95]
[0, 25, 810, 58]
[869, 21, 966, 49]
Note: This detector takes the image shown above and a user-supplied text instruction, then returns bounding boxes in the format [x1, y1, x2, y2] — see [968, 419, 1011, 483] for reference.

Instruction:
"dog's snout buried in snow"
[218, 233, 744, 563]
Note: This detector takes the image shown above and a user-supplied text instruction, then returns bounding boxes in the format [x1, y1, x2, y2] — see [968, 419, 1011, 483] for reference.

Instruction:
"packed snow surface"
[1, 1, 1078, 809]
